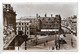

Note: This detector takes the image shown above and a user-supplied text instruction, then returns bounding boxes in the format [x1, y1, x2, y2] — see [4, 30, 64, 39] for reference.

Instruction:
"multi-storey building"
[16, 14, 61, 36]
[16, 19, 31, 37]
[36, 14, 61, 35]
[3, 4, 16, 33]
[16, 16, 40, 35]
[3, 4, 16, 50]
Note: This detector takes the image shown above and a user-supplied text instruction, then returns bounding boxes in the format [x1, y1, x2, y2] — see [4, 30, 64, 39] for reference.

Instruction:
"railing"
[61, 25, 77, 35]
[3, 32, 16, 48]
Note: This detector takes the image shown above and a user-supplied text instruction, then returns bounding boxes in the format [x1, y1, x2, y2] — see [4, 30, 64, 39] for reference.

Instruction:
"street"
[18, 34, 77, 50]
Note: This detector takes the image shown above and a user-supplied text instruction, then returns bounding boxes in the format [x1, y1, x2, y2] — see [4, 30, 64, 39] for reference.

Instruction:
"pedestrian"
[46, 40, 48, 45]
[56, 41, 60, 50]
[44, 42, 46, 47]
[52, 46, 54, 50]
[56, 44, 58, 50]
[35, 39, 38, 45]
[55, 40, 57, 46]
[71, 38, 73, 47]
[71, 41, 73, 47]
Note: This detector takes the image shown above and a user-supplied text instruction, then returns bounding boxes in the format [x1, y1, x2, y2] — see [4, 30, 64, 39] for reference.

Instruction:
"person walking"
[34, 36, 38, 45]
[56, 44, 58, 50]
[52, 46, 54, 50]
[71, 38, 73, 47]
[46, 40, 48, 45]
[44, 42, 46, 47]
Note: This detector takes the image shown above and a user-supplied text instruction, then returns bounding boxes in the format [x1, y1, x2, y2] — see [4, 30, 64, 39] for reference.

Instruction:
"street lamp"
[18, 35, 20, 50]
[55, 32, 60, 50]
[35, 22, 38, 45]
[17, 24, 21, 50]
[24, 23, 28, 50]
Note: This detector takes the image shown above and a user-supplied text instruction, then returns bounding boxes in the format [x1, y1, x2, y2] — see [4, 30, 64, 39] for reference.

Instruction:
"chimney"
[36, 13, 38, 18]
[51, 14, 52, 17]
[45, 13, 47, 17]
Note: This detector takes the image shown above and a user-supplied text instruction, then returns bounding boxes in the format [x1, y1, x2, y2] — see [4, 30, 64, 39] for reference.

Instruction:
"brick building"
[16, 14, 61, 36]
[36, 14, 61, 35]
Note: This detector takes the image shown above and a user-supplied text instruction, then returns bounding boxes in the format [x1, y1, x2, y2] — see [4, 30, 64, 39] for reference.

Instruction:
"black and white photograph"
[3, 2, 77, 51]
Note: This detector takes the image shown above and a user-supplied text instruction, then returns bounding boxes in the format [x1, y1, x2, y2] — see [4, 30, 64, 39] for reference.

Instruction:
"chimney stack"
[36, 13, 38, 18]
[51, 14, 52, 17]
[45, 13, 47, 17]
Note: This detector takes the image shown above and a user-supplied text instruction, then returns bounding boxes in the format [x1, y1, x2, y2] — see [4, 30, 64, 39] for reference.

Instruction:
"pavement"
[19, 34, 77, 50]
[20, 35, 55, 50]
[3, 32, 16, 48]
[60, 34, 77, 50]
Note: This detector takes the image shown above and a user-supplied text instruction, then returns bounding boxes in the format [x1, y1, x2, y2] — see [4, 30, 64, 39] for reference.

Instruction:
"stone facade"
[17, 14, 62, 35]
[37, 14, 61, 35]
[3, 4, 16, 50]
[3, 4, 16, 33]
[16, 19, 31, 37]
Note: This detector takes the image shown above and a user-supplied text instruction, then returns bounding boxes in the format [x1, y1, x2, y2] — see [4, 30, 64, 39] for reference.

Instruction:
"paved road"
[60, 34, 77, 50]
[20, 34, 77, 50]
[20, 35, 56, 49]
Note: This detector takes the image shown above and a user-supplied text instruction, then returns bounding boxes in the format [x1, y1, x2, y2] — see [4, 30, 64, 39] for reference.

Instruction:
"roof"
[16, 20, 30, 22]
[17, 16, 36, 20]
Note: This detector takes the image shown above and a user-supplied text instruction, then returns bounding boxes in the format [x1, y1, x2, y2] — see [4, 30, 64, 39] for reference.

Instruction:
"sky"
[10, 2, 78, 19]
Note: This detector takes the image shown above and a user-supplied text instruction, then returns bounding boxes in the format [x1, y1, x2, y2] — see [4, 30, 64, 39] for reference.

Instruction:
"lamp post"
[17, 31, 20, 50]
[55, 32, 60, 50]
[17, 24, 20, 50]
[35, 22, 38, 45]
[25, 23, 27, 50]
[24, 23, 28, 50]
[25, 35, 27, 50]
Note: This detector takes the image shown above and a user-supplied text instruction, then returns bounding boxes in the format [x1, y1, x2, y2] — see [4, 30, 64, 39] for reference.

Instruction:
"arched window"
[22, 23, 23, 25]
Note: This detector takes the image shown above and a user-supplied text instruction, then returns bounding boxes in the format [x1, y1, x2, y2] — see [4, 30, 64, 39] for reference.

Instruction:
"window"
[5, 5, 7, 8]
[27, 28, 28, 30]
[22, 27, 23, 30]
[26, 23, 28, 25]
[19, 23, 21, 25]
[19, 27, 21, 30]
[27, 32, 28, 34]
[27, 23, 28, 25]
[22, 23, 23, 25]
